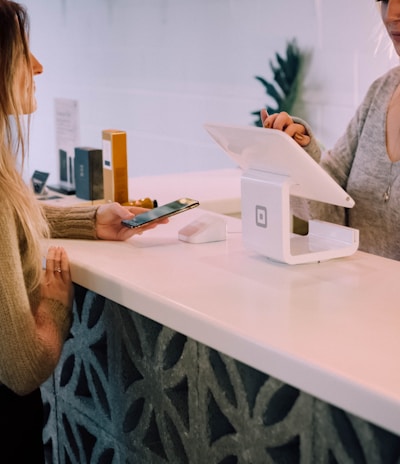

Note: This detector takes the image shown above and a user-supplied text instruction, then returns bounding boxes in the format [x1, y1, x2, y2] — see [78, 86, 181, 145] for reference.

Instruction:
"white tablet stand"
[204, 123, 359, 264]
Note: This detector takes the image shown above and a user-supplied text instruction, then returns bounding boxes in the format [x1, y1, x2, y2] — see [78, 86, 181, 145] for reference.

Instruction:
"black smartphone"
[121, 197, 200, 229]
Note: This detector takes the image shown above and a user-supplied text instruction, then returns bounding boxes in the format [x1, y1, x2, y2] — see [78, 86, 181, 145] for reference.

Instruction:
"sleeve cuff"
[43, 205, 98, 239]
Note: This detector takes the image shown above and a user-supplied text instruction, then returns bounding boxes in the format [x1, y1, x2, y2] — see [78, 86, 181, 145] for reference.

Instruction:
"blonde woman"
[0, 1, 165, 461]
[261, 0, 400, 260]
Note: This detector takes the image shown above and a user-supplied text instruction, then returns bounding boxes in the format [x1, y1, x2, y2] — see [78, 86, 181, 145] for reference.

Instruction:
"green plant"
[252, 39, 305, 127]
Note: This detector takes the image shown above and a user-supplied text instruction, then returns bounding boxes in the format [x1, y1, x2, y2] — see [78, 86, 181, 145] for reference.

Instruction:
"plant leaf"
[252, 38, 305, 126]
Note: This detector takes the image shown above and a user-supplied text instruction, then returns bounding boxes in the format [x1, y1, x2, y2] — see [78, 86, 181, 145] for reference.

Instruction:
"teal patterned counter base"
[41, 285, 400, 464]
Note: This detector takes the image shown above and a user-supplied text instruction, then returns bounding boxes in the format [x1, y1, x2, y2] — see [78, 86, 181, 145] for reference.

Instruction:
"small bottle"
[122, 197, 158, 209]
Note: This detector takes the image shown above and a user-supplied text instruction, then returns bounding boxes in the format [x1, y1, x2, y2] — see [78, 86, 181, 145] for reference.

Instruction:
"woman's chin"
[22, 101, 38, 114]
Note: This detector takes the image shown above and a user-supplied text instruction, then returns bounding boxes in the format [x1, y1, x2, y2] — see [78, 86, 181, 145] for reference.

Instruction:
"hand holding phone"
[121, 198, 199, 229]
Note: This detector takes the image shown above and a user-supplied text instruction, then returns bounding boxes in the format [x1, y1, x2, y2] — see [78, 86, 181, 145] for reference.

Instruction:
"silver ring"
[55, 268, 62, 273]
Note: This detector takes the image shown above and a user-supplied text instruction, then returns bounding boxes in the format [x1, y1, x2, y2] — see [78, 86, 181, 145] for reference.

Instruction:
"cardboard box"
[102, 130, 129, 203]
[74, 147, 104, 200]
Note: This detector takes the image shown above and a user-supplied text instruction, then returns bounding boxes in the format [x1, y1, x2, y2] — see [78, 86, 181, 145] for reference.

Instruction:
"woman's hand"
[41, 246, 74, 310]
[95, 202, 168, 241]
[31, 246, 74, 374]
[261, 109, 310, 147]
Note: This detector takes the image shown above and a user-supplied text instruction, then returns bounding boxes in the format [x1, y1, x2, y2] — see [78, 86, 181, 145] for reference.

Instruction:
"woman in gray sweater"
[261, 0, 400, 260]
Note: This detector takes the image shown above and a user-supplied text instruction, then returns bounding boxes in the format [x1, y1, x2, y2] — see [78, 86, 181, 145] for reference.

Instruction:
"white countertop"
[48, 205, 400, 436]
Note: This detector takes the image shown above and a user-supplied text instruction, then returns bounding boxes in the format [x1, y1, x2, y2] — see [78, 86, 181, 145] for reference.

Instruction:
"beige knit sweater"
[0, 201, 98, 395]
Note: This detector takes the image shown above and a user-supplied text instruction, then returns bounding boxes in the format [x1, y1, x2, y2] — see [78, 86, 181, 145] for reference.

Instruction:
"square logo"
[256, 205, 267, 228]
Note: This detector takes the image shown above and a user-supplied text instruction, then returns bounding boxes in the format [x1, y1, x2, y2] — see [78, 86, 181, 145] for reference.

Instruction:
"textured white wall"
[22, 0, 399, 183]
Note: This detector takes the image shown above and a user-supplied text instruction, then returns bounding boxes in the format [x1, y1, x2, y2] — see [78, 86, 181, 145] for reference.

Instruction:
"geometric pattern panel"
[41, 285, 400, 463]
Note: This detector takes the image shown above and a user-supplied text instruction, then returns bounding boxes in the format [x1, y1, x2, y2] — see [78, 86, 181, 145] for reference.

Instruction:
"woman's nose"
[30, 53, 43, 75]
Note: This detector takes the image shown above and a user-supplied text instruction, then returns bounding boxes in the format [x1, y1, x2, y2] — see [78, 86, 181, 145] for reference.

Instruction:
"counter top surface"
[48, 205, 400, 436]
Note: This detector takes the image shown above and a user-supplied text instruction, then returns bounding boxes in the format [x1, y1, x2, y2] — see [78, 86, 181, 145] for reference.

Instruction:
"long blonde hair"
[0, 1, 49, 293]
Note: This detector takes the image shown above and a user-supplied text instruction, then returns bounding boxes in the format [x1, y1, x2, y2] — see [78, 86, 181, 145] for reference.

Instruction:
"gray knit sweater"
[293, 66, 400, 260]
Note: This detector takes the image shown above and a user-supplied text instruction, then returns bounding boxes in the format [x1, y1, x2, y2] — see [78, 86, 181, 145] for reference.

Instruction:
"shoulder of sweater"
[379, 65, 400, 80]
[366, 66, 400, 93]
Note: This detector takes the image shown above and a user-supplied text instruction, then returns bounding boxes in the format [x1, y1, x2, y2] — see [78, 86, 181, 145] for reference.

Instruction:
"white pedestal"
[241, 169, 359, 264]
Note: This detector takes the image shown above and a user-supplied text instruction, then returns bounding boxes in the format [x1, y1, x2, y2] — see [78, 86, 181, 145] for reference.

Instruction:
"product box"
[102, 130, 129, 203]
[74, 147, 104, 200]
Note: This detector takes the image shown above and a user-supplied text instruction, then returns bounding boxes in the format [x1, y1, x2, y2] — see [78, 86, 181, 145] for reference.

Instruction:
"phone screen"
[121, 198, 199, 229]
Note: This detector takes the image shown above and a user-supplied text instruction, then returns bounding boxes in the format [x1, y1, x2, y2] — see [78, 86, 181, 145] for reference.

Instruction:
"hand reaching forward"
[261, 109, 311, 147]
[95, 202, 168, 241]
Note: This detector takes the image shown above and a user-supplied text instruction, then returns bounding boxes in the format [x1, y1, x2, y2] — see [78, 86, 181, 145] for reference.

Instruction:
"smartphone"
[121, 197, 200, 229]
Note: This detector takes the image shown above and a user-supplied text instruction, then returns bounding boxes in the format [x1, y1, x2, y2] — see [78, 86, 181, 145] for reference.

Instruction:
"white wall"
[22, 0, 399, 183]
